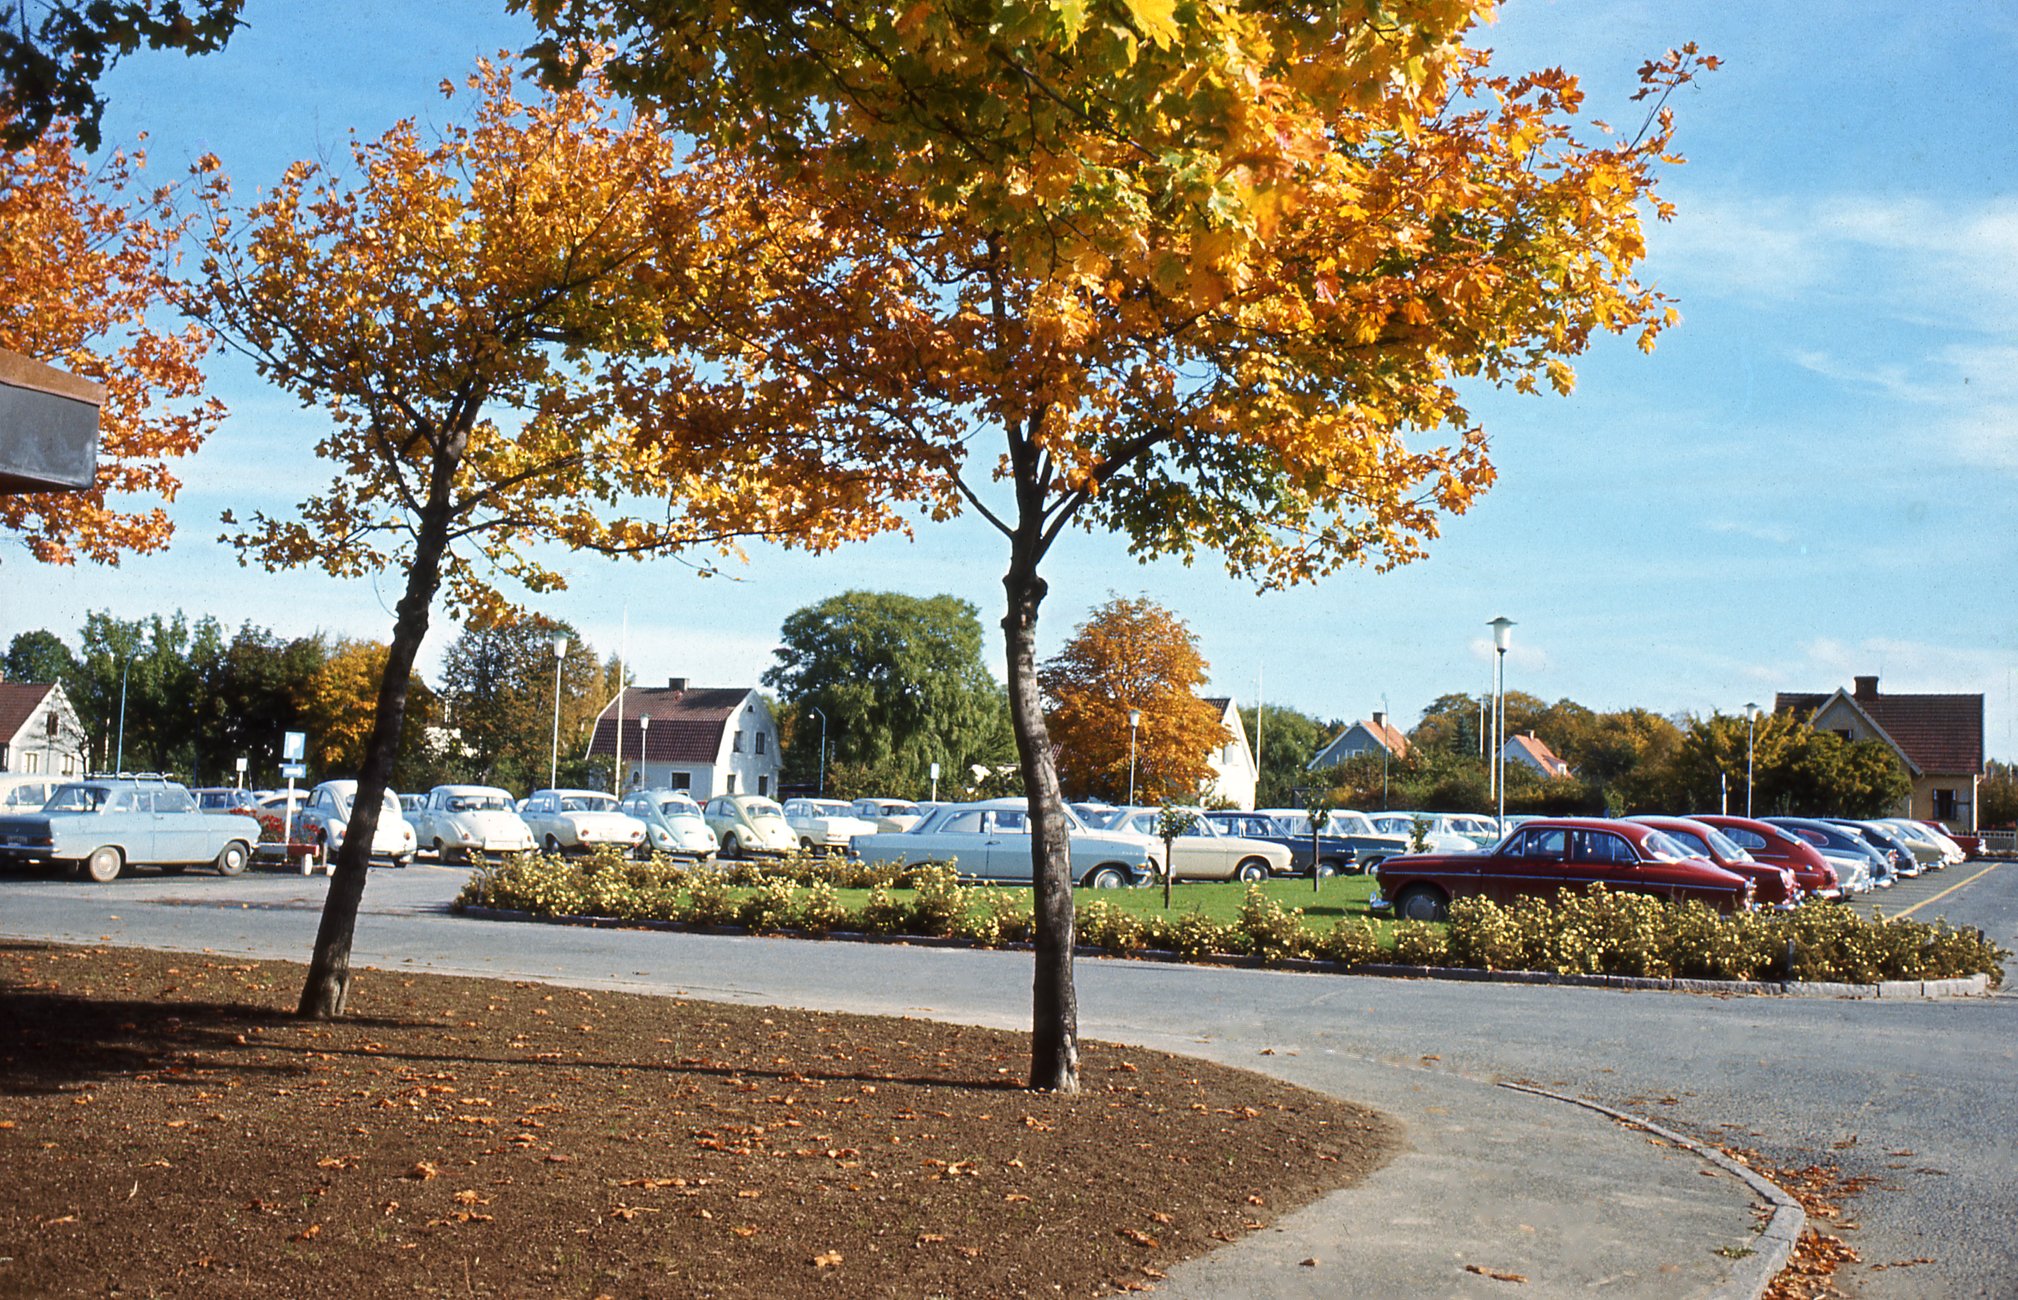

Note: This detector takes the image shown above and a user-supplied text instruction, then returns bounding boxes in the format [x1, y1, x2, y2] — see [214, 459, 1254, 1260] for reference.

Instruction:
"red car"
[1688, 815, 1841, 900]
[1372, 818, 1753, 923]
[1628, 816, 1799, 907]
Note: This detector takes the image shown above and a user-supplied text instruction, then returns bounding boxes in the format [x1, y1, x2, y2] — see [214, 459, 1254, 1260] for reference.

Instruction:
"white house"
[0, 681, 87, 777]
[1502, 732, 1571, 779]
[1200, 696, 1257, 811]
[1777, 675, 1984, 829]
[586, 679, 782, 800]
[1307, 712, 1409, 770]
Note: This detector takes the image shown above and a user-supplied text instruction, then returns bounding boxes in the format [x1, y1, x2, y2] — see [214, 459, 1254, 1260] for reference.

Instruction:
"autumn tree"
[1040, 597, 1223, 804]
[762, 592, 1012, 800]
[190, 57, 907, 1018]
[538, 1, 1709, 1089]
[0, 1, 245, 149]
[435, 612, 615, 793]
[0, 113, 223, 562]
[305, 639, 438, 789]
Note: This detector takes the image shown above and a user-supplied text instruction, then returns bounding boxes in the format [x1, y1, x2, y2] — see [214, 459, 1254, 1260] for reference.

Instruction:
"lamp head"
[551, 632, 569, 658]
[1128, 708, 1142, 728]
[1744, 702, 1759, 722]
[1487, 616, 1515, 652]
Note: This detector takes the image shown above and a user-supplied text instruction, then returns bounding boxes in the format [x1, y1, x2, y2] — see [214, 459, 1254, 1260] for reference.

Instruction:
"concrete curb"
[450, 906, 1994, 999]
[1498, 1083, 1805, 1300]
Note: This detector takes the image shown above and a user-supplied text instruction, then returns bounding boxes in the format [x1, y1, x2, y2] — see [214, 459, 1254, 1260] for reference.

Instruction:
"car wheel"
[543, 834, 563, 854]
[1394, 884, 1448, 923]
[214, 840, 250, 877]
[432, 837, 450, 863]
[393, 853, 414, 869]
[1083, 866, 1128, 889]
[83, 846, 123, 883]
[1234, 857, 1270, 883]
[1357, 853, 1387, 874]
[721, 833, 742, 861]
[800, 836, 817, 851]
[1315, 857, 1344, 878]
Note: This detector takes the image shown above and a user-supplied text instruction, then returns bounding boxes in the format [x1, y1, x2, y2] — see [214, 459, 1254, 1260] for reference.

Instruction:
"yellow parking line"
[1890, 862, 2000, 920]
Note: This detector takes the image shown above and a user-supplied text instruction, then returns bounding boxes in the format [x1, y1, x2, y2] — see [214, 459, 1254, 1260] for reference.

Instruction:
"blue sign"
[280, 762, 307, 780]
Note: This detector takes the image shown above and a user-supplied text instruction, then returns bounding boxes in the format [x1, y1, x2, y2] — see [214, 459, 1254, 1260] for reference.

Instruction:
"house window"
[45, 711, 58, 738]
[669, 771, 691, 790]
[1832, 728, 1852, 742]
[755, 732, 767, 755]
[733, 729, 744, 752]
[22, 752, 38, 774]
[725, 773, 737, 794]
[758, 774, 769, 796]
[1934, 788, 1959, 820]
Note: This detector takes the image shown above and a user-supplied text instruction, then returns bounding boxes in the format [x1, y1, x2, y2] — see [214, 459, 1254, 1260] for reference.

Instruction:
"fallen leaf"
[1118, 1227, 1159, 1248]
[812, 1251, 843, 1268]
[292, 1225, 321, 1241]
[1464, 1264, 1528, 1283]
[732, 1225, 758, 1237]
[1004, 1193, 1031, 1203]
[407, 1163, 438, 1181]
[1300, 1257, 1320, 1267]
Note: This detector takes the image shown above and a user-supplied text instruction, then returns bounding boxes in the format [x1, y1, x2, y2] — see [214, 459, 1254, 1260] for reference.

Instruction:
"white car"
[297, 780, 418, 867]
[408, 784, 536, 863]
[1101, 806, 1292, 882]
[703, 794, 799, 858]
[518, 789, 647, 856]
[781, 797, 881, 850]
[847, 797, 924, 833]
[1367, 811, 1484, 855]
[618, 789, 719, 859]
[852, 798, 1156, 888]
[1877, 818, 1963, 867]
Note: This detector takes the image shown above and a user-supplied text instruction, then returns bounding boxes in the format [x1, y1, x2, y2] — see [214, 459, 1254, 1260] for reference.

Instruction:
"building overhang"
[0, 349, 101, 495]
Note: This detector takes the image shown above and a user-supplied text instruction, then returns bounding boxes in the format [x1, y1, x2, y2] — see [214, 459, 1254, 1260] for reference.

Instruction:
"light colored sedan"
[408, 784, 536, 863]
[852, 798, 1156, 888]
[518, 789, 647, 855]
[703, 794, 799, 858]
[1102, 806, 1293, 882]
[1367, 811, 1484, 855]
[618, 789, 719, 860]
[847, 797, 923, 832]
[782, 797, 881, 850]
[1876, 818, 1962, 868]
[298, 780, 418, 867]
[0, 777, 259, 881]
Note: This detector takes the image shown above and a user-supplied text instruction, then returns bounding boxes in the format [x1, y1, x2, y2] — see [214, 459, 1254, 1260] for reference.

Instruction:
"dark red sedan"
[1372, 818, 1753, 923]
[1628, 816, 1799, 907]
[1687, 815, 1841, 900]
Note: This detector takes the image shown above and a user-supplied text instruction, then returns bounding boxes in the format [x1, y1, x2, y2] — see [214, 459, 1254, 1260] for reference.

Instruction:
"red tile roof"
[1505, 732, 1569, 777]
[1366, 717, 1410, 760]
[1777, 687, 1984, 775]
[588, 687, 752, 764]
[0, 682, 56, 744]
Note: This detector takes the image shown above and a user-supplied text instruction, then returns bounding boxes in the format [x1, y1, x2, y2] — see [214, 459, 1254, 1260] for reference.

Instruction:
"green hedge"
[451, 853, 2003, 986]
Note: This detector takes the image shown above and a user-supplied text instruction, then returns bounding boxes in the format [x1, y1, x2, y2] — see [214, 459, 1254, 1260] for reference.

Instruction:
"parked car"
[0, 775, 260, 882]
[298, 780, 419, 868]
[519, 789, 647, 856]
[1823, 819, 1922, 878]
[1206, 811, 1357, 876]
[618, 789, 719, 860]
[781, 797, 881, 851]
[191, 786, 260, 816]
[398, 792, 428, 816]
[1371, 817, 1753, 922]
[1763, 817, 1892, 890]
[1877, 818, 1963, 867]
[852, 798, 1155, 887]
[702, 794, 798, 859]
[1627, 815, 1799, 907]
[1101, 807, 1292, 881]
[1686, 815, 1842, 900]
[1255, 807, 1412, 871]
[1365, 811, 1482, 855]
[408, 784, 537, 863]
[847, 798, 924, 833]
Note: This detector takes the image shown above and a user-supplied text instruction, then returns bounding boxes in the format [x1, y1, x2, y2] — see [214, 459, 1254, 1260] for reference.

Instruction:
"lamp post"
[635, 714, 649, 789]
[808, 705, 827, 797]
[548, 632, 568, 791]
[1488, 617, 1515, 829]
[113, 653, 131, 773]
[1127, 708, 1142, 806]
[1744, 702, 1759, 818]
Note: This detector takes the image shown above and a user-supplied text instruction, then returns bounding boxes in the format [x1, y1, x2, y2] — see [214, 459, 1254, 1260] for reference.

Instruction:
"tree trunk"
[297, 441, 461, 1019]
[1002, 539, 1079, 1093]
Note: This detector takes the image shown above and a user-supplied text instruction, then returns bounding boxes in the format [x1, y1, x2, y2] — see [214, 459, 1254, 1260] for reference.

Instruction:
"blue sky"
[5, 1, 2015, 759]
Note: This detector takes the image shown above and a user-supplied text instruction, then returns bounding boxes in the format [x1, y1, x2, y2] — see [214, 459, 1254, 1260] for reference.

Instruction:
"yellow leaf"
[1121, 0, 1179, 48]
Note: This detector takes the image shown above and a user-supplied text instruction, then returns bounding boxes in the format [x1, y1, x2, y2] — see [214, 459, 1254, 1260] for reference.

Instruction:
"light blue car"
[0, 776, 261, 882]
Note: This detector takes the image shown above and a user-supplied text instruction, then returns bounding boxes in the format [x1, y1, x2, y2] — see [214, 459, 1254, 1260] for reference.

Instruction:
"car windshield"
[44, 784, 110, 812]
[1638, 830, 1692, 862]
[655, 797, 700, 815]
[745, 800, 787, 821]
[1700, 825, 1752, 861]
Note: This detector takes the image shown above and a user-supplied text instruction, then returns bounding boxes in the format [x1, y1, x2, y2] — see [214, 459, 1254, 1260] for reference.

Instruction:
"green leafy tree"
[1239, 704, 1330, 809]
[0, 0, 246, 149]
[70, 610, 218, 776]
[3, 628, 77, 685]
[1979, 760, 2016, 828]
[435, 612, 612, 794]
[198, 624, 329, 787]
[763, 592, 1012, 799]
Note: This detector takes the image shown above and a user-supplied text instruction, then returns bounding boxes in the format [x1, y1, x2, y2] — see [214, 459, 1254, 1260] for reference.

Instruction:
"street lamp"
[548, 632, 568, 791]
[635, 714, 649, 789]
[1488, 617, 1515, 829]
[1744, 702, 1759, 818]
[113, 653, 131, 773]
[1127, 708, 1142, 806]
[808, 705, 827, 797]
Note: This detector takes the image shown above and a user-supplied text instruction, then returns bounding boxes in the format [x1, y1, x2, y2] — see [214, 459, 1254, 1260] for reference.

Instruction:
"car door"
[1489, 826, 1568, 902]
[1565, 828, 1642, 897]
[151, 785, 206, 861]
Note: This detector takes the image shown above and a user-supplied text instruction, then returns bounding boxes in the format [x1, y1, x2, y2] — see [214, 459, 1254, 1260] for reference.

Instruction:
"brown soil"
[0, 941, 1396, 1298]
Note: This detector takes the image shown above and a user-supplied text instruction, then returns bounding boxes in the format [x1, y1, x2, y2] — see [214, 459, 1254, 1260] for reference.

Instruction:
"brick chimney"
[1371, 710, 1386, 731]
[667, 677, 687, 693]
[1853, 675, 1879, 701]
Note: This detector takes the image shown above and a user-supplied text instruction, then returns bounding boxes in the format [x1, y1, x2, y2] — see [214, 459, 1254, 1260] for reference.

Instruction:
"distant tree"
[0, 113, 223, 562]
[435, 613, 610, 794]
[305, 639, 437, 790]
[3, 628, 77, 684]
[1670, 712, 1909, 818]
[763, 591, 1012, 799]
[1240, 704, 1328, 809]
[1040, 598, 1224, 805]
[1409, 692, 1496, 758]
[69, 610, 217, 775]
[0, 0, 246, 150]
[1979, 760, 2016, 828]
[199, 624, 327, 786]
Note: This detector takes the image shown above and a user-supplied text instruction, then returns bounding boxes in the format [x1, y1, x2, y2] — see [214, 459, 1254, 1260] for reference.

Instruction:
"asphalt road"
[1, 857, 2011, 1296]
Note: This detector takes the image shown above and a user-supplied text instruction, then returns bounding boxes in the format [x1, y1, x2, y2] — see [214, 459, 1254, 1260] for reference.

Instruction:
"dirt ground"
[0, 941, 1397, 1297]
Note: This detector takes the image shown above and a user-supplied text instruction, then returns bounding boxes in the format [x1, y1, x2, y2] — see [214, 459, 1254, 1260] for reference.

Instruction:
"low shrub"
[1075, 899, 1147, 953]
[1391, 921, 1449, 967]
[1234, 887, 1311, 961]
[1312, 918, 1383, 967]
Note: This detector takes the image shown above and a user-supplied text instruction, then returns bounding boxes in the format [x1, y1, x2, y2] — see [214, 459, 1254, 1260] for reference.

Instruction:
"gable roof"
[1777, 686, 1984, 776]
[588, 686, 755, 764]
[0, 682, 57, 743]
[1504, 732, 1569, 777]
[1307, 717, 1408, 769]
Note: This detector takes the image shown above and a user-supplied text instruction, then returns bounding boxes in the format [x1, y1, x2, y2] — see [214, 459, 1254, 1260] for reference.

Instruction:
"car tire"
[543, 834, 564, 855]
[393, 854, 413, 869]
[1394, 883, 1448, 923]
[432, 837, 451, 863]
[799, 836, 816, 851]
[214, 840, 250, 877]
[83, 846, 123, 883]
[721, 834, 742, 861]
[1358, 853, 1387, 874]
[1234, 857, 1270, 883]
[1083, 866, 1128, 889]
[1315, 857, 1344, 878]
